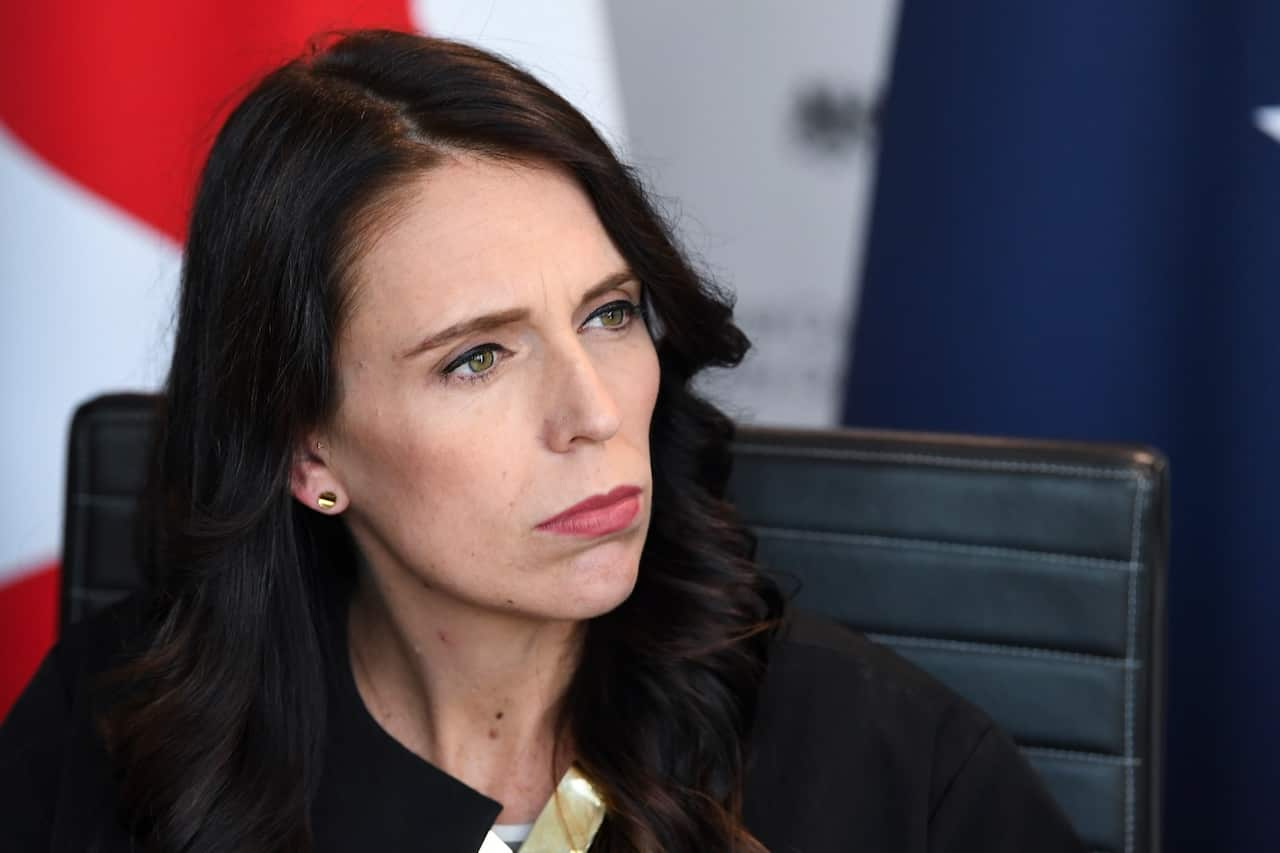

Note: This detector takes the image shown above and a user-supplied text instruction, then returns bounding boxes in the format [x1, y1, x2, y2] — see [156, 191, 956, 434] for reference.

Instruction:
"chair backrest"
[725, 427, 1166, 853]
[62, 393, 1167, 853]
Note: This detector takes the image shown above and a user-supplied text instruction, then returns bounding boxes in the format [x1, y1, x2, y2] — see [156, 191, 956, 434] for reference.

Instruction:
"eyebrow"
[396, 269, 638, 361]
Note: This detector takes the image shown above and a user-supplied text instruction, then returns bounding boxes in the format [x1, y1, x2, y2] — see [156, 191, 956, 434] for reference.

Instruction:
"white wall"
[606, 0, 900, 426]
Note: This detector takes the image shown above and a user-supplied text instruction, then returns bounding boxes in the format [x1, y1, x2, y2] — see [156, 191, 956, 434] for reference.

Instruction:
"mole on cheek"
[495, 711, 504, 720]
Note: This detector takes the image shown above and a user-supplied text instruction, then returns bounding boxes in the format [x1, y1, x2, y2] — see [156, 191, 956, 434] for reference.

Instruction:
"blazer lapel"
[313, 619, 502, 852]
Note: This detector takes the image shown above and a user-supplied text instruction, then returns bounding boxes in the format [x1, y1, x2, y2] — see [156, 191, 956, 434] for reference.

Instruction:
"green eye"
[467, 350, 495, 373]
[598, 306, 627, 327]
[442, 344, 505, 384]
[588, 301, 637, 330]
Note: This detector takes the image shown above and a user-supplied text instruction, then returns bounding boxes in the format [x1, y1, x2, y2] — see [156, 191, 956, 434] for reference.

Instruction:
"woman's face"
[303, 155, 660, 623]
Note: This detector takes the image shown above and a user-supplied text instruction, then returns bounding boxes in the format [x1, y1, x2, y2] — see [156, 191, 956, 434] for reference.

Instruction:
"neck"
[347, 570, 582, 820]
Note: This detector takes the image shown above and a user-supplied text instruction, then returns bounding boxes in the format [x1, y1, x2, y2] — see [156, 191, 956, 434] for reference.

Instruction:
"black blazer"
[0, 598, 1085, 852]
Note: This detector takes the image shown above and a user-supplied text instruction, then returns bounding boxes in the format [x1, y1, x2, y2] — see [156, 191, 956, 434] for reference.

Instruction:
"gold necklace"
[478, 765, 606, 853]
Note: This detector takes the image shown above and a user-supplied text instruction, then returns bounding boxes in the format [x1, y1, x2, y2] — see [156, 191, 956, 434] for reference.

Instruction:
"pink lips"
[536, 485, 643, 538]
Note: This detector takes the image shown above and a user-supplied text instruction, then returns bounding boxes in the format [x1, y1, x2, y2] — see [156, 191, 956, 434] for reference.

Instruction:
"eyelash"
[439, 299, 644, 386]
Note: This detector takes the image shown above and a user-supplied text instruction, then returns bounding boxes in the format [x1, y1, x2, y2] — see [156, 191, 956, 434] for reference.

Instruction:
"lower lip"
[537, 495, 641, 538]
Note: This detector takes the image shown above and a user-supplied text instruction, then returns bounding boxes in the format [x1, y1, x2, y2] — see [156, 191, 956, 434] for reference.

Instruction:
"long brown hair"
[103, 30, 784, 852]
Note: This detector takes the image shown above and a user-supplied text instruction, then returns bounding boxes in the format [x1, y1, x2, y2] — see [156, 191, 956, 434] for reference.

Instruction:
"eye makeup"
[437, 298, 643, 386]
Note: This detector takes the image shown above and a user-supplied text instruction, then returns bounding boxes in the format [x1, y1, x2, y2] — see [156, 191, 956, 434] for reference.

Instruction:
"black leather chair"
[62, 393, 1167, 853]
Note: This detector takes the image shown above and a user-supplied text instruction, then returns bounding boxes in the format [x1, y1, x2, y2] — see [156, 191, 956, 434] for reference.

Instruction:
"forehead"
[346, 156, 623, 333]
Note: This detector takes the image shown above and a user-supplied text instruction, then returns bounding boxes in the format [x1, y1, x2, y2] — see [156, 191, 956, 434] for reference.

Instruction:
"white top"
[478, 822, 534, 852]
[492, 822, 534, 844]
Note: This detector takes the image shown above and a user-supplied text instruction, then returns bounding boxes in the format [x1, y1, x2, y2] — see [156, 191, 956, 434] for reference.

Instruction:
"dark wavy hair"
[101, 29, 784, 853]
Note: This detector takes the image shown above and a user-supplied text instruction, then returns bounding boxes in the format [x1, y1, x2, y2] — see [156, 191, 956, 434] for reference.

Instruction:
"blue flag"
[843, 2, 1279, 849]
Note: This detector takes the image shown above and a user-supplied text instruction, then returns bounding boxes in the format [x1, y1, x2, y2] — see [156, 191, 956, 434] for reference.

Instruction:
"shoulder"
[49, 594, 156, 691]
[745, 609, 990, 844]
[766, 607, 934, 687]
[0, 594, 152, 850]
[759, 607, 993, 748]
[2, 591, 154, 732]
[745, 608, 1084, 852]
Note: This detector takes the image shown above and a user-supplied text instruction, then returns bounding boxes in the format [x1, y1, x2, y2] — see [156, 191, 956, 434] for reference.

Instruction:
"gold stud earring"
[317, 491, 338, 510]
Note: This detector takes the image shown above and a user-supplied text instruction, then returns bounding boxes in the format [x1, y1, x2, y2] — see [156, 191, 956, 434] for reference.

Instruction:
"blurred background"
[1, 1, 1275, 848]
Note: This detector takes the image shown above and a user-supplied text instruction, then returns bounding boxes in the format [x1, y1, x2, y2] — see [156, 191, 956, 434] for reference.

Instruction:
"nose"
[542, 338, 622, 452]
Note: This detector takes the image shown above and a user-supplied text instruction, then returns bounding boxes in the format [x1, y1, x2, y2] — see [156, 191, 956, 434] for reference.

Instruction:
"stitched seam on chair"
[71, 429, 93, 625]
[69, 587, 135, 602]
[1123, 478, 1150, 853]
[864, 632, 1137, 668]
[72, 494, 138, 510]
[95, 411, 154, 425]
[1021, 746, 1141, 767]
[730, 443, 1143, 480]
[752, 525, 1134, 574]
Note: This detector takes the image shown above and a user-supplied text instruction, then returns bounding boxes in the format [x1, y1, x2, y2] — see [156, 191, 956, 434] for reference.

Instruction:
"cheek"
[334, 386, 517, 525]
[382, 432, 520, 522]
[621, 338, 661, 433]
[340, 425, 535, 592]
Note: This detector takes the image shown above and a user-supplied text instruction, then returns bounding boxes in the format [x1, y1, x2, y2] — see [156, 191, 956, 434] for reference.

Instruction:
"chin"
[554, 539, 642, 619]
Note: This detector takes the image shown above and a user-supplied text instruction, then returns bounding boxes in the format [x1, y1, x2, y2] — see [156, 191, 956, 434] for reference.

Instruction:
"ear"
[290, 431, 349, 514]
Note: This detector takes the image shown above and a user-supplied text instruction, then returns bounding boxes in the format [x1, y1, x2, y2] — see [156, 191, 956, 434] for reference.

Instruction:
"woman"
[0, 30, 1084, 852]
